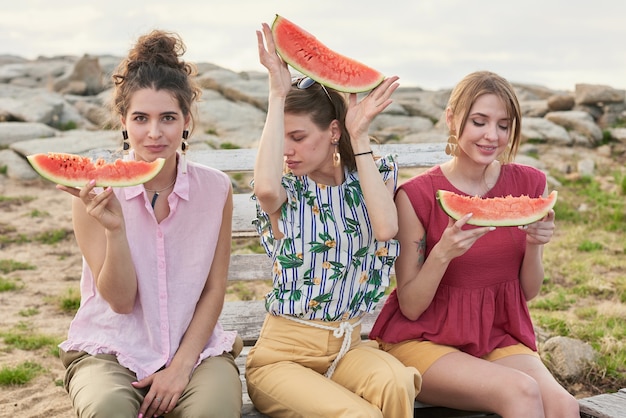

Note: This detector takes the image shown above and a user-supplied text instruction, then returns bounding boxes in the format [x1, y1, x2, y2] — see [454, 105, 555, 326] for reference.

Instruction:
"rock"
[575, 83, 626, 105]
[522, 117, 572, 145]
[10, 130, 119, 157]
[577, 158, 595, 177]
[0, 149, 39, 180]
[370, 114, 434, 143]
[53, 54, 105, 96]
[547, 94, 576, 111]
[195, 89, 267, 148]
[544, 110, 603, 145]
[608, 127, 626, 142]
[521, 100, 549, 117]
[0, 121, 57, 147]
[541, 336, 597, 381]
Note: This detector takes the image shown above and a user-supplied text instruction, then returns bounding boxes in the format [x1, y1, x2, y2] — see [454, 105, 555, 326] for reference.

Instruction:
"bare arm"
[345, 77, 400, 241]
[519, 185, 554, 300]
[61, 182, 137, 313]
[394, 190, 446, 319]
[252, 23, 291, 217]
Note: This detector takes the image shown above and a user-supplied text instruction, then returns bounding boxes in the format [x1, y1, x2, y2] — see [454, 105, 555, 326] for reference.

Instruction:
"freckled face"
[283, 113, 334, 177]
[456, 94, 511, 165]
[122, 88, 189, 163]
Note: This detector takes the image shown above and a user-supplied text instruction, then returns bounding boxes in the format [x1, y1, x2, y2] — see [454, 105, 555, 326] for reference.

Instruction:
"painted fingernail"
[89, 179, 96, 185]
[137, 414, 143, 418]
[489, 227, 496, 231]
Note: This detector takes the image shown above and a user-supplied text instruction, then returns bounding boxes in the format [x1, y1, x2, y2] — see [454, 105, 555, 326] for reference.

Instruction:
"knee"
[79, 392, 138, 418]
[545, 389, 580, 417]
[504, 374, 543, 408]
[366, 361, 419, 409]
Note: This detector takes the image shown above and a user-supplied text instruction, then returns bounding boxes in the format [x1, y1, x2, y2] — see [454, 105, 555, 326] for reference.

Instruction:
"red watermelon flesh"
[271, 15, 385, 93]
[436, 190, 558, 227]
[27, 152, 165, 187]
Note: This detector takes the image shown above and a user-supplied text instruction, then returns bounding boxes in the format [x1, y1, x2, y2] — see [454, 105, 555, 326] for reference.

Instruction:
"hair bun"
[129, 30, 186, 71]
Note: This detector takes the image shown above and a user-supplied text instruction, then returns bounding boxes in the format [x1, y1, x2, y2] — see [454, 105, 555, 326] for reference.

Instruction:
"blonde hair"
[447, 71, 522, 163]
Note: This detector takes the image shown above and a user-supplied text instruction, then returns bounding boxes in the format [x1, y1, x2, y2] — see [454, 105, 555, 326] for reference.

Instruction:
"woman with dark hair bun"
[56, 30, 242, 418]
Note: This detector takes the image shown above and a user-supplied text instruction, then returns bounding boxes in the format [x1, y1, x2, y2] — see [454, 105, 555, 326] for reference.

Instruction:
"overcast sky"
[2, 0, 624, 91]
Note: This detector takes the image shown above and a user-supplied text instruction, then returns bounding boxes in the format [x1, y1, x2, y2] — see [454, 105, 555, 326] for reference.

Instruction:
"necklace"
[144, 176, 177, 208]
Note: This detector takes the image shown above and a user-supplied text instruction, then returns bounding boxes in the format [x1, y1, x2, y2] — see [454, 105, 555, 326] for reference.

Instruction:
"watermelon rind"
[271, 15, 385, 93]
[27, 153, 165, 187]
[436, 190, 558, 227]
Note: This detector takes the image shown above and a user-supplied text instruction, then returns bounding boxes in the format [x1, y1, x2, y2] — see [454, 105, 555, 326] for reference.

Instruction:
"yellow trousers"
[245, 314, 421, 418]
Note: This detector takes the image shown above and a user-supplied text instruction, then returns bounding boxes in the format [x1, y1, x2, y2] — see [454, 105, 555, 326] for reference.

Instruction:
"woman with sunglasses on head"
[56, 30, 242, 418]
[244, 23, 421, 418]
[370, 71, 579, 417]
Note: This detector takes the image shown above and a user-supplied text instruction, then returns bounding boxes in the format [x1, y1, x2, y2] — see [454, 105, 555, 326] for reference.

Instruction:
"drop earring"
[332, 141, 341, 168]
[122, 130, 130, 161]
[445, 134, 458, 156]
[181, 130, 189, 173]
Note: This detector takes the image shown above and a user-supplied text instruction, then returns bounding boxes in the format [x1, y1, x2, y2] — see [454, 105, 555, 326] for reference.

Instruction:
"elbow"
[107, 297, 135, 315]
[374, 224, 398, 242]
[399, 305, 421, 322]
[253, 184, 282, 210]
[397, 296, 422, 322]
[109, 302, 134, 315]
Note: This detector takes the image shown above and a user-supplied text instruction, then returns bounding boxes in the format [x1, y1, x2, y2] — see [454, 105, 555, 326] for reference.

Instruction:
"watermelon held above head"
[26, 152, 165, 188]
[271, 14, 385, 93]
[436, 190, 558, 227]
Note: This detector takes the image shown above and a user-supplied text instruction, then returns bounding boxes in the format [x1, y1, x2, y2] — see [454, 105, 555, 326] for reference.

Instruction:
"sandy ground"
[0, 178, 78, 418]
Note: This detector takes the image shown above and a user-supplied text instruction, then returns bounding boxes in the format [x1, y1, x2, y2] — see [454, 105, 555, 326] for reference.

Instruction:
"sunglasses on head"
[293, 76, 334, 106]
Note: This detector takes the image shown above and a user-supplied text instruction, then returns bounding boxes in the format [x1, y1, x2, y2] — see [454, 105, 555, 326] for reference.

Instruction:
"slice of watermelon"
[27, 152, 165, 187]
[271, 15, 385, 93]
[437, 190, 558, 227]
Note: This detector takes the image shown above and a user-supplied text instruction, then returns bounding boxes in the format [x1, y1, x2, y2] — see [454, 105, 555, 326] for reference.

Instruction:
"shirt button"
[157, 230, 163, 238]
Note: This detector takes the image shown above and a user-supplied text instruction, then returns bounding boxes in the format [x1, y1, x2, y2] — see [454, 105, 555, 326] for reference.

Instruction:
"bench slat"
[232, 193, 256, 237]
[579, 388, 626, 418]
[190, 142, 448, 173]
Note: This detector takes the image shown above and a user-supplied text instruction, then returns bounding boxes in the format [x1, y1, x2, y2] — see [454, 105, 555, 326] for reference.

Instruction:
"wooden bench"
[191, 143, 622, 418]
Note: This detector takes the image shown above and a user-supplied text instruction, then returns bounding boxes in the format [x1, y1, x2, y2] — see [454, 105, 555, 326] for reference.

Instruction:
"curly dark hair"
[111, 30, 201, 130]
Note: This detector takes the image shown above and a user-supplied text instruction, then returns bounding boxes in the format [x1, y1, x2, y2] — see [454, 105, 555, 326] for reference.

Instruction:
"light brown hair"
[447, 71, 522, 163]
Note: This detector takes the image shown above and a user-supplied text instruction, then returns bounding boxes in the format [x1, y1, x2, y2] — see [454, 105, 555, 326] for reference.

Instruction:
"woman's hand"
[433, 214, 494, 263]
[57, 180, 124, 232]
[520, 209, 555, 245]
[256, 22, 292, 98]
[133, 366, 190, 418]
[344, 76, 400, 149]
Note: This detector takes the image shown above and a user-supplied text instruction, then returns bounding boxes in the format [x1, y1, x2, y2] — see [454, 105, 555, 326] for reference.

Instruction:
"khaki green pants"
[245, 314, 421, 418]
[60, 340, 242, 418]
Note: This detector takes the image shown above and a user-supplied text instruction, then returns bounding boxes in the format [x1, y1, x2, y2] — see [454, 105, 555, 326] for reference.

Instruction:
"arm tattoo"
[414, 234, 426, 266]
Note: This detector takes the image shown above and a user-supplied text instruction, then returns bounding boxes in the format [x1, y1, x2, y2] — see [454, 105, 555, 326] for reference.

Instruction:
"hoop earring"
[445, 134, 458, 156]
[181, 130, 189, 173]
[332, 142, 341, 168]
[122, 130, 130, 161]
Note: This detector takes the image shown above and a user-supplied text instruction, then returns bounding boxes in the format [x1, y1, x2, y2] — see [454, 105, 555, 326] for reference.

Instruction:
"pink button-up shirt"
[60, 159, 237, 380]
